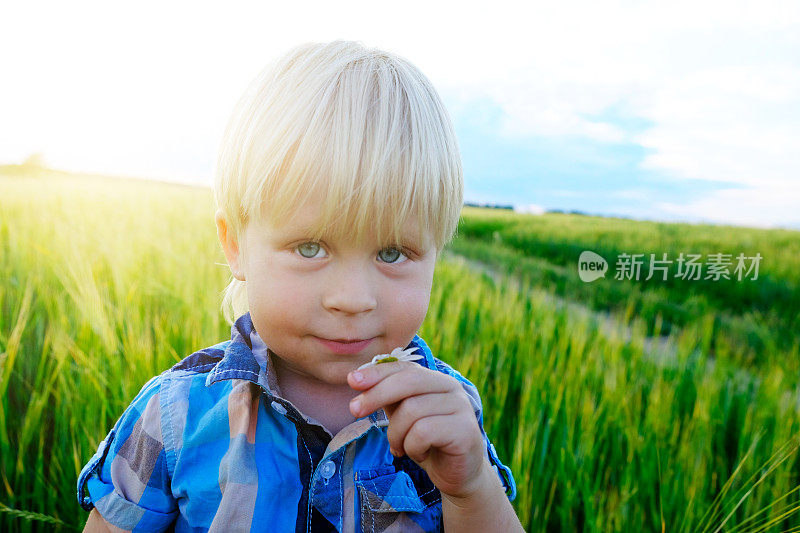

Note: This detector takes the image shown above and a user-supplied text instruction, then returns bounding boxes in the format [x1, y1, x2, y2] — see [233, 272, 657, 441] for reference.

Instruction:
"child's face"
[219, 195, 437, 387]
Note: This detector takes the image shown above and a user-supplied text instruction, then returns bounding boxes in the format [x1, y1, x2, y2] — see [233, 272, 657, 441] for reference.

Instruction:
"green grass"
[452, 208, 800, 369]
[1, 168, 799, 531]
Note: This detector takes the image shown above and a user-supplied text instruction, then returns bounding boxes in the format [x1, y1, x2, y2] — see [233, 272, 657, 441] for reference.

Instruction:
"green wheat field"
[2, 165, 800, 532]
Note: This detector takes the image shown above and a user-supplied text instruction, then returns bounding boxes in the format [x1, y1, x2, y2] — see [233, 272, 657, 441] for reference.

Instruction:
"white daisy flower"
[357, 346, 422, 370]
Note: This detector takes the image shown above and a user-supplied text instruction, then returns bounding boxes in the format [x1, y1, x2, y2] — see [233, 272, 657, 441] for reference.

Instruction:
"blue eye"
[296, 242, 325, 258]
[378, 247, 408, 264]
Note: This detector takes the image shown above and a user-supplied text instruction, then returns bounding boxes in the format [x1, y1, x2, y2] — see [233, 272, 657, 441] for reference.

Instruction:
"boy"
[78, 40, 521, 532]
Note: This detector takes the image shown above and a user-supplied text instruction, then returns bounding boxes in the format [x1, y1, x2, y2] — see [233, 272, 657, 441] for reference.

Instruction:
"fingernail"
[350, 397, 361, 414]
[351, 371, 364, 383]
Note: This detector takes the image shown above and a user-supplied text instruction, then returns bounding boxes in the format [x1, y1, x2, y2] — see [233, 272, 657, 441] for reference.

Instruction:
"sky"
[1, 0, 799, 229]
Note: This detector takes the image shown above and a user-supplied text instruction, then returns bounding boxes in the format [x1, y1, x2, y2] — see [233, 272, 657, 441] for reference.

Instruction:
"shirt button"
[271, 401, 287, 415]
[320, 460, 336, 480]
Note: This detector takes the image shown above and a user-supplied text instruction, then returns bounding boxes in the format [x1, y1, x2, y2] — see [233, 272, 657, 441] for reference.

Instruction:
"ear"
[215, 210, 246, 281]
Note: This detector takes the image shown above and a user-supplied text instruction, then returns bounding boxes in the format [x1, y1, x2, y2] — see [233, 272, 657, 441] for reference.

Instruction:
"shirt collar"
[204, 312, 275, 393]
[204, 312, 437, 394]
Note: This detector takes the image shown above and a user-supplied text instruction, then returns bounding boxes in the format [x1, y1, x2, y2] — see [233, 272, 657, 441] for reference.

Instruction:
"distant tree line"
[464, 201, 514, 210]
[464, 202, 592, 217]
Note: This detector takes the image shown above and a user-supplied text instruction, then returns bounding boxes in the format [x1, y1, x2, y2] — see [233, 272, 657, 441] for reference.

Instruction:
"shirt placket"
[308, 412, 389, 533]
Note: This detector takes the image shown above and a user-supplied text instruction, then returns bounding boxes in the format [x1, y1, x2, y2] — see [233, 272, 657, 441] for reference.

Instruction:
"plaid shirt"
[77, 313, 516, 532]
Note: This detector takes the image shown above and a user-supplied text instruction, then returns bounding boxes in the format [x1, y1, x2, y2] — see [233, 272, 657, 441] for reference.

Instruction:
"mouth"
[314, 336, 376, 355]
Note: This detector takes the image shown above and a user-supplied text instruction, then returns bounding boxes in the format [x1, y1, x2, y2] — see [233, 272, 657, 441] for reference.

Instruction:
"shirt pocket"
[355, 467, 442, 533]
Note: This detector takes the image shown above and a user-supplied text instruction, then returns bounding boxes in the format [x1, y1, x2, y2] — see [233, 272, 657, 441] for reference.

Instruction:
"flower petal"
[355, 346, 421, 370]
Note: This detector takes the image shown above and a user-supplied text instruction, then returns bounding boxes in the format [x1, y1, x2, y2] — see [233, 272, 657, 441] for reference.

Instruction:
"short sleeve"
[77, 374, 178, 532]
[433, 359, 518, 502]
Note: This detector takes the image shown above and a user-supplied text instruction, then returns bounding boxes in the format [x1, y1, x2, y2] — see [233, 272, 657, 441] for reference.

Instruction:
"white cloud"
[656, 186, 800, 229]
[634, 65, 800, 188]
[514, 204, 546, 215]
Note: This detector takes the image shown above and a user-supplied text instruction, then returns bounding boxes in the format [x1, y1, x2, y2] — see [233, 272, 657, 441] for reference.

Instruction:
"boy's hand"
[346, 362, 492, 500]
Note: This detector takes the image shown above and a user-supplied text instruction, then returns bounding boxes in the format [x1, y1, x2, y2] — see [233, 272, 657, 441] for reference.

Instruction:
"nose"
[322, 262, 378, 315]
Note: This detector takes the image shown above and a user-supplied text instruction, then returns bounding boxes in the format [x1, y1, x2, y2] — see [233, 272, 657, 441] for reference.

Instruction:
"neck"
[270, 354, 359, 434]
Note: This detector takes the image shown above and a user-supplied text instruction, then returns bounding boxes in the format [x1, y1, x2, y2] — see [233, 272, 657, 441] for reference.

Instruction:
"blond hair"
[214, 40, 464, 324]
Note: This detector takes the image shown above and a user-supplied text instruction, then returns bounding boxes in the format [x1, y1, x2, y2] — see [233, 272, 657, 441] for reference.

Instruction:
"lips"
[315, 336, 376, 355]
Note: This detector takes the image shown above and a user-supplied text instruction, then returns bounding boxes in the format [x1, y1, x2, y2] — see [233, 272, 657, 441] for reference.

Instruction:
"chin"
[316, 364, 355, 386]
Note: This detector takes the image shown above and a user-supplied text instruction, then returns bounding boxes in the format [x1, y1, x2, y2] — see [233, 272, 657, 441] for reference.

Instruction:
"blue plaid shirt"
[77, 313, 516, 532]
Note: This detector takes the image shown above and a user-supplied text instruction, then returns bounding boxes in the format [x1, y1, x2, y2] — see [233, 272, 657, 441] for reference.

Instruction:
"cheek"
[388, 271, 434, 327]
[246, 270, 316, 326]
[248, 284, 310, 350]
[404, 288, 432, 326]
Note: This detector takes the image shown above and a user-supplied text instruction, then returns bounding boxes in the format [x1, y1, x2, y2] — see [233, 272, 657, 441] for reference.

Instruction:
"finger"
[402, 414, 477, 464]
[348, 366, 459, 418]
[384, 392, 462, 455]
[347, 360, 417, 391]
